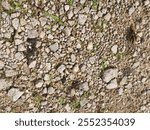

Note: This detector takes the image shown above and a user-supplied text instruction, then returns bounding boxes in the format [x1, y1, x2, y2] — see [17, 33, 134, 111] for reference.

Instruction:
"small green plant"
[81, 91, 90, 99]
[58, 96, 65, 105]
[66, 0, 74, 6]
[115, 52, 123, 61]
[100, 61, 107, 72]
[92, 0, 98, 10]
[71, 98, 80, 109]
[33, 95, 42, 107]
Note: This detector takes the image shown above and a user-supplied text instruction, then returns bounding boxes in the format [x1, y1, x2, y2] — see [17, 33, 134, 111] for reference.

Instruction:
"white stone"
[57, 64, 66, 73]
[120, 76, 127, 86]
[39, 17, 47, 26]
[7, 88, 24, 102]
[119, 88, 123, 95]
[129, 7, 135, 15]
[102, 68, 118, 83]
[76, 43, 81, 48]
[5, 70, 18, 77]
[78, 14, 87, 25]
[80, 99, 88, 107]
[44, 74, 50, 81]
[48, 87, 55, 94]
[2, 1, 11, 10]
[80, 0, 86, 4]
[106, 79, 118, 89]
[35, 80, 43, 88]
[48, 34, 54, 39]
[0, 60, 5, 69]
[71, 54, 76, 62]
[65, 104, 71, 112]
[73, 64, 79, 73]
[40, 31, 46, 38]
[0, 79, 12, 90]
[27, 29, 38, 38]
[15, 39, 22, 45]
[45, 63, 51, 71]
[87, 42, 93, 51]
[81, 82, 89, 91]
[144, 0, 149, 6]
[104, 13, 111, 21]
[65, 27, 72, 36]
[12, 18, 19, 30]
[132, 62, 140, 69]
[15, 52, 24, 60]
[68, 11, 74, 19]
[125, 83, 132, 89]
[31, 18, 39, 27]
[50, 43, 59, 52]
[29, 61, 36, 68]
[65, 5, 70, 11]
[111, 45, 118, 54]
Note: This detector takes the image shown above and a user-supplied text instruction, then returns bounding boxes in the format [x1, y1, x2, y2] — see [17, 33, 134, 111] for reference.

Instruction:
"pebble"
[12, 18, 19, 30]
[27, 29, 38, 38]
[87, 42, 93, 50]
[106, 79, 118, 89]
[64, 5, 70, 11]
[125, 83, 132, 89]
[48, 87, 55, 94]
[7, 88, 24, 102]
[39, 17, 47, 26]
[144, 0, 149, 6]
[15, 39, 23, 45]
[132, 62, 140, 69]
[57, 64, 66, 73]
[71, 54, 76, 62]
[80, 82, 89, 91]
[68, 11, 74, 19]
[73, 64, 79, 73]
[129, 7, 135, 15]
[78, 14, 87, 25]
[111, 45, 118, 54]
[35, 80, 43, 88]
[0, 79, 12, 90]
[104, 13, 111, 21]
[2, 1, 11, 10]
[102, 68, 118, 83]
[80, 99, 88, 107]
[65, 104, 71, 112]
[48, 34, 54, 39]
[5, 70, 18, 77]
[50, 43, 59, 52]
[29, 61, 36, 68]
[80, 0, 86, 4]
[0, 60, 5, 69]
[120, 76, 127, 86]
[15, 52, 24, 60]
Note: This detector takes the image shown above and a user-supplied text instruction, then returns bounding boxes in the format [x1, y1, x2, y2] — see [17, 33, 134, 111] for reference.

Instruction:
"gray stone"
[120, 76, 127, 86]
[106, 79, 118, 89]
[35, 80, 44, 88]
[15, 52, 24, 60]
[81, 82, 89, 91]
[102, 68, 118, 83]
[0, 79, 12, 90]
[0, 60, 5, 69]
[68, 11, 74, 19]
[64, 5, 70, 11]
[78, 14, 87, 25]
[2, 1, 11, 10]
[65, 104, 71, 112]
[7, 88, 24, 102]
[29, 61, 36, 68]
[57, 64, 66, 73]
[80, 0, 86, 4]
[111, 45, 118, 54]
[71, 54, 76, 62]
[129, 7, 135, 15]
[27, 29, 38, 38]
[31, 18, 40, 27]
[50, 43, 59, 52]
[5, 70, 18, 77]
[104, 13, 111, 21]
[48, 87, 55, 94]
[39, 17, 47, 26]
[15, 39, 23, 45]
[80, 99, 88, 107]
[12, 18, 19, 30]
[125, 83, 132, 89]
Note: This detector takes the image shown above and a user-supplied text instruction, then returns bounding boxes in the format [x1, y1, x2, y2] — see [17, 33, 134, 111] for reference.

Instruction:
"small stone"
[132, 62, 140, 69]
[27, 29, 38, 38]
[73, 64, 79, 73]
[65, 5, 70, 11]
[48, 87, 55, 94]
[29, 61, 36, 68]
[125, 83, 132, 89]
[71, 54, 76, 62]
[0, 79, 12, 90]
[111, 45, 118, 54]
[50, 43, 59, 52]
[65, 27, 72, 36]
[87, 42, 93, 50]
[31, 18, 39, 27]
[5, 70, 18, 77]
[120, 76, 127, 86]
[48, 34, 54, 39]
[15, 39, 22, 45]
[80, 99, 88, 107]
[80, 0, 86, 4]
[0, 60, 5, 69]
[144, 0, 149, 6]
[35, 80, 43, 88]
[39, 17, 47, 26]
[104, 13, 111, 21]
[2, 1, 11, 10]
[106, 79, 118, 89]
[12, 18, 19, 30]
[7, 88, 24, 102]
[102, 68, 118, 83]
[76, 43, 81, 48]
[118, 88, 123, 95]
[45, 63, 51, 72]
[78, 14, 87, 25]
[68, 11, 74, 19]
[15, 52, 24, 60]
[129, 7, 135, 15]
[57, 64, 66, 73]
[65, 104, 71, 112]
[44, 74, 50, 81]
[81, 82, 89, 91]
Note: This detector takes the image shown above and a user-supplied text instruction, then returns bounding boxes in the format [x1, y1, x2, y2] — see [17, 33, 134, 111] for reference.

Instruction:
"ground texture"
[0, 0, 150, 112]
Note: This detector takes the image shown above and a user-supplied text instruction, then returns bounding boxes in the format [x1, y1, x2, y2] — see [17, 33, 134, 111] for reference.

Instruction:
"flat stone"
[71, 54, 76, 62]
[12, 18, 19, 30]
[39, 17, 47, 26]
[2, 1, 11, 10]
[15, 52, 24, 60]
[0, 79, 12, 90]
[27, 29, 38, 38]
[68, 11, 74, 19]
[80, 82, 89, 91]
[120, 76, 127, 86]
[0, 60, 5, 69]
[102, 68, 118, 83]
[50, 43, 59, 52]
[31, 18, 40, 27]
[29, 61, 36, 68]
[65, 27, 72, 36]
[73, 64, 79, 73]
[80, 99, 88, 107]
[15, 39, 23, 45]
[35, 80, 43, 88]
[65, 104, 71, 112]
[87, 42, 93, 50]
[80, 0, 86, 4]
[5, 70, 18, 77]
[7, 88, 24, 102]
[104, 13, 111, 21]
[125, 83, 132, 89]
[48, 34, 54, 39]
[129, 7, 135, 15]
[57, 64, 66, 73]
[111, 45, 118, 54]
[106, 79, 118, 89]
[78, 14, 87, 25]
[64, 5, 70, 11]
[48, 87, 55, 94]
